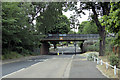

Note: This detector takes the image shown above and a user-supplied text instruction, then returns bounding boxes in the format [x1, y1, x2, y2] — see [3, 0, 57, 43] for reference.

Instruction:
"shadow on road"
[48, 52, 84, 55]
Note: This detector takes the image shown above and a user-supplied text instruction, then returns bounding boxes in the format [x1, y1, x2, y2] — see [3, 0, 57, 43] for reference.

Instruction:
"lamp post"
[74, 26, 76, 55]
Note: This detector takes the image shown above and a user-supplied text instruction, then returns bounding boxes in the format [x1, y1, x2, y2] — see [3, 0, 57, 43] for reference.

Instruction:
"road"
[2, 45, 80, 77]
[2, 55, 53, 76]
[2, 46, 106, 79]
[49, 45, 81, 54]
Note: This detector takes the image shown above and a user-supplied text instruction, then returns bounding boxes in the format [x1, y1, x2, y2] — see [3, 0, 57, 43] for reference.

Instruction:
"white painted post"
[94, 57, 96, 62]
[97, 58, 99, 64]
[101, 59, 103, 65]
[114, 65, 116, 76]
[62, 51, 63, 55]
[106, 62, 108, 69]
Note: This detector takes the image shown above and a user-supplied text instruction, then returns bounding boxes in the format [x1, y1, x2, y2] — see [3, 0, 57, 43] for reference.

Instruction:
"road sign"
[59, 37, 63, 40]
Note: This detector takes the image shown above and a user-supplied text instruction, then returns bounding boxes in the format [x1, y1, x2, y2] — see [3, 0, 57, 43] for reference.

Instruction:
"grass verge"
[97, 56, 119, 78]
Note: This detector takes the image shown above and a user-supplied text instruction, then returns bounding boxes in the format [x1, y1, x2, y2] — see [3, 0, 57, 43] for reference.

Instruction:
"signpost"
[74, 41, 76, 55]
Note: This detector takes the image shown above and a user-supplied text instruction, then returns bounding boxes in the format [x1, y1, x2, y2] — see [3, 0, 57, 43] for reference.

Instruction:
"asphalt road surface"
[2, 55, 53, 76]
[49, 45, 81, 54]
[2, 46, 106, 78]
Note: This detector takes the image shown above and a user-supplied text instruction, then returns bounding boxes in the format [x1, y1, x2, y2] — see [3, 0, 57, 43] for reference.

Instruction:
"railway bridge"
[40, 34, 99, 54]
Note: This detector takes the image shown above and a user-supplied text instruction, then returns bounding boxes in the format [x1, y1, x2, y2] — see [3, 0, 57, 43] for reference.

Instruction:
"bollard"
[106, 62, 108, 69]
[97, 58, 99, 64]
[101, 59, 103, 65]
[57, 51, 59, 55]
[62, 51, 64, 55]
[114, 65, 116, 76]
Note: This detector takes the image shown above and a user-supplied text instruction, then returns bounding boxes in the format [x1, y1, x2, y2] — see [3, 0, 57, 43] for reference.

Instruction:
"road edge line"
[2, 58, 49, 78]
[96, 66, 109, 78]
[2, 68, 25, 78]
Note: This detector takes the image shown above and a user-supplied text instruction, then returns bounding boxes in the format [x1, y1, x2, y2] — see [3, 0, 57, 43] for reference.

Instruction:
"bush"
[109, 54, 119, 67]
[84, 41, 99, 52]
[87, 53, 98, 61]
[2, 51, 22, 60]
[21, 49, 30, 56]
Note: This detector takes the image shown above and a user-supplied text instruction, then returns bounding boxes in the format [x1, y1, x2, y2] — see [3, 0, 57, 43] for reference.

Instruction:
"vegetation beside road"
[97, 55, 119, 78]
[83, 52, 119, 78]
[2, 2, 70, 60]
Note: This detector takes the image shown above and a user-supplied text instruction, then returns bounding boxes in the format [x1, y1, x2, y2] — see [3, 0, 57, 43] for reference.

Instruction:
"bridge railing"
[47, 34, 99, 39]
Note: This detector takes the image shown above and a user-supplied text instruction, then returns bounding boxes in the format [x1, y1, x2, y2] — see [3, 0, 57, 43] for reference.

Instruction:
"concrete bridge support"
[40, 42, 50, 55]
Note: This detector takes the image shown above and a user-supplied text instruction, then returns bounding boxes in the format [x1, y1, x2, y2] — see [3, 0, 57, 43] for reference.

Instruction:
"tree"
[48, 15, 70, 34]
[36, 2, 63, 34]
[78, 20, 98, 34]
[2, 2, 40, 55]
[102, 2, 120, 34]
[68, 30, 75, 34]
[36, 2, 70, 50]
[101, 2, 120, 59]
[64, 2, 110, 56]
[48, 15, 70, 49]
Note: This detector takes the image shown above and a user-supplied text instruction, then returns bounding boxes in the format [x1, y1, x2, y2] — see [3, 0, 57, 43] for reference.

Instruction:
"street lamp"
[74, 26, 76, 55]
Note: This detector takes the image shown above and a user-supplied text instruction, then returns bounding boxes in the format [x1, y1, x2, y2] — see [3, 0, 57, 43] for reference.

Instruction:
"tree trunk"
[99, 27, 106, 56]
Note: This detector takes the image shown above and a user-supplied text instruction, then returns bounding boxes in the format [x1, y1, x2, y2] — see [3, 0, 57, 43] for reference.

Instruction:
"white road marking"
[63, 55, 74, 78]
[2, 58, 49, 78]
[2, 68, 25, 78]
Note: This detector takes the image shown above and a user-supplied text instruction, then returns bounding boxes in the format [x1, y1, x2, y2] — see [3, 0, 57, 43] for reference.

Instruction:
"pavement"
[69, 55, 106, 78]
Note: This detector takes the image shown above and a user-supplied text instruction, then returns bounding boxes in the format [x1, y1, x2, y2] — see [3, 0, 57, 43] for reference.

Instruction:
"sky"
[62, 10, 90, 32]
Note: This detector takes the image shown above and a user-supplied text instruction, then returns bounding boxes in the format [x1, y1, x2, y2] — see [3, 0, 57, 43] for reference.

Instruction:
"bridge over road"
[41, 34, 99, 41]
[40, 34, 99, 55]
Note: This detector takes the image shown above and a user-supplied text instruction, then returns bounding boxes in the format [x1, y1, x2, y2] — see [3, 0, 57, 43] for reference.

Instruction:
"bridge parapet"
[41, 34, 99, 41]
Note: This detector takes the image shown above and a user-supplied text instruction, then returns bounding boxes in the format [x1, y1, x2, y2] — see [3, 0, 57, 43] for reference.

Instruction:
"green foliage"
[84, 41, 99, 52]
[109, 54, 119, 67]
[105, 37, 115, 55]
[101, 2, 120, 47]
[87, 53, 98, 61]
[102, 2, 120, 33]
[2, 2, 41, 58]
[87, 45, 99, 52]
[2, 52, 23, 60]
[78, 21, 98, 34]
[62, 42, 67, 45]
[68, 30, 75, 34]
[36, 2, 65, 34]
[48, 15, 70, 34]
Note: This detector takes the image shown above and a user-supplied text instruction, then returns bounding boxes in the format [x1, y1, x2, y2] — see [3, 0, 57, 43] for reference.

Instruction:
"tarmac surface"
[2, 46, 106, 79]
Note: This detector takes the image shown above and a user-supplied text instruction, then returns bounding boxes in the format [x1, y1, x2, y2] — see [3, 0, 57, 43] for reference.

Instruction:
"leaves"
[78, 21, 98, 34]
[2, 2, 40, 54]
